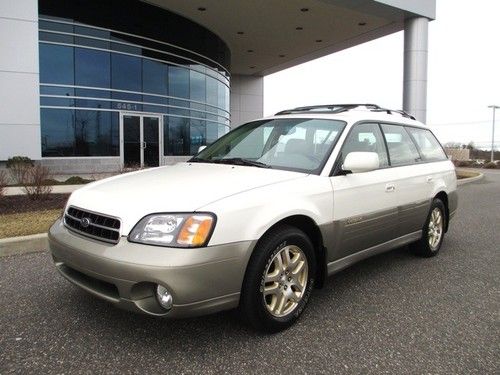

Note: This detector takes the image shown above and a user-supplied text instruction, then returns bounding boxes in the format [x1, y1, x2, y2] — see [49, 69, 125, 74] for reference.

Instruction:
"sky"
[264, 0, 500, 149]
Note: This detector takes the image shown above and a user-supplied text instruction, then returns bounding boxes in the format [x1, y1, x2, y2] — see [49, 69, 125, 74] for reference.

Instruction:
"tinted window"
[190, 71, 206, 102]
[75, 48, 110, 87]
[74, 110, 117, 156]
[406, 127, 447, 161]
[40, 44, 74, 84]
[169, 67, 189, 98]
[165, 117, 190, 155]
[381, 124, 421, 166]
[41, 108, 75, 156]
[341, 123, 389, 168]
[111, 54, 141, 91]
[142, 60, 167, 95]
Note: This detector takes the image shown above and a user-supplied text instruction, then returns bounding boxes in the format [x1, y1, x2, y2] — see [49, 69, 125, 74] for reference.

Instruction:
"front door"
[121, 114, 161, 168]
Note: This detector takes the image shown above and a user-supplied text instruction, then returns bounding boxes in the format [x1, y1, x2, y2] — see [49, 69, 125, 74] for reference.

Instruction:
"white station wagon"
[49, 104, 457, 332]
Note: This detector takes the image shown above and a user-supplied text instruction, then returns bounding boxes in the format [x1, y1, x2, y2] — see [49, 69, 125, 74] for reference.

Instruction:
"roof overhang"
[143, 0, 435, 76]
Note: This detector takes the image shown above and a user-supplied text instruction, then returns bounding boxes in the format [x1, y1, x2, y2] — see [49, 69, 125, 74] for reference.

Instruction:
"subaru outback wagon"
[49, 104, 457, 332]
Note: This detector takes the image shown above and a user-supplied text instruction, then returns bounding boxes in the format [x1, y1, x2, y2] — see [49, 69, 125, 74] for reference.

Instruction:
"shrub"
[21, 164, 53, 200]
[484, 161, 498, 169]
[0, 170, 7, 198]
[64, 176, 93, 185]
[6, 156, 34, 184]
[454, 160, 473, 168]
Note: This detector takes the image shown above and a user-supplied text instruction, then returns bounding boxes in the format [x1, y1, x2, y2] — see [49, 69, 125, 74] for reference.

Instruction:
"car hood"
[67, 162, 306, 234]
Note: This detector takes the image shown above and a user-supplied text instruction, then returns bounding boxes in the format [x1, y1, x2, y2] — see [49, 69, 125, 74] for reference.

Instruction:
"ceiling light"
[358, 22, 367, 26]
[300, 8, 309, 12]
[296, 27, 303, 30]
[250, 66, 256, 69]
[237, 31, 244, 35]
[316, 39, 323, 43]
[279, 54, 285, 58]
[247, 49, 254, 53]
[197, 7, 206, 11]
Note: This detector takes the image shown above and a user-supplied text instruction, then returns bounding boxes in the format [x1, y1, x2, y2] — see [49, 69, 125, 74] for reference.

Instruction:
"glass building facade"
[38, 0, 231, 166]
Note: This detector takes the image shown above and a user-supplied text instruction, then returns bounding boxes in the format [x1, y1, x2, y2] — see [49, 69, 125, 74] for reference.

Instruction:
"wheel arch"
[434, 191, 450, 232]
[252, 214, 327, 289]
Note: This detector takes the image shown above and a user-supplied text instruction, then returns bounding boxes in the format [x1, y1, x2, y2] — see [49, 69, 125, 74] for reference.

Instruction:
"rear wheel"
[411, 199, 446, 257]
[240, 225, 316, 333]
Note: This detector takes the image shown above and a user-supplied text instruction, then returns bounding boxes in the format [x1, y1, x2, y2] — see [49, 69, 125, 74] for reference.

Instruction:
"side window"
[381, 124, 421, 166]
[341, 123, 389, 168]
[406, 127, 447, 161]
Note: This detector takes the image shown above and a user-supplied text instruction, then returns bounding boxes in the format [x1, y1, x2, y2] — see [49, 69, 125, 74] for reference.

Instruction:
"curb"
[0, 233, 48, 257]
[4, 184, 83, 196]
[456, 170, 484, 186]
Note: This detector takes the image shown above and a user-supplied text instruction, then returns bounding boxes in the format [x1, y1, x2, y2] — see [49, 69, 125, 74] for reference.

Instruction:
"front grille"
[64, 206, 121, 244]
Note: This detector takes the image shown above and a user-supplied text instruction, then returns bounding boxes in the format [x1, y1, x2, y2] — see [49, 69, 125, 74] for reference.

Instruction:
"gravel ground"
[1, 171, 498, 374]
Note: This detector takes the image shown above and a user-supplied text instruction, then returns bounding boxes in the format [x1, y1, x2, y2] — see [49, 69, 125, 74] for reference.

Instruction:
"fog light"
[156, 285, 173, 310]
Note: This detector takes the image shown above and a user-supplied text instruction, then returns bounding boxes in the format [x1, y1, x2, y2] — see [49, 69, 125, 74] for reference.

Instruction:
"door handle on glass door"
[385, 183, 395, 192]
[142, 142, 147, 149]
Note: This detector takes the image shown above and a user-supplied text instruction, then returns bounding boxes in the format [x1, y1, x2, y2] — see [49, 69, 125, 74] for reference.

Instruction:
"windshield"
[191, 118, 346, 174]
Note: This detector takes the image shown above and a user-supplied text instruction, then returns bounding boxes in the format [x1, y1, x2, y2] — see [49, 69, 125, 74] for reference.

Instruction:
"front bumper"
[48, 219, 255, 318]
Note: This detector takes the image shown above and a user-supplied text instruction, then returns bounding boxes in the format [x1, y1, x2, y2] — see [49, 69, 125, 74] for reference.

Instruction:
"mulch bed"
[0, 194, 70, 215]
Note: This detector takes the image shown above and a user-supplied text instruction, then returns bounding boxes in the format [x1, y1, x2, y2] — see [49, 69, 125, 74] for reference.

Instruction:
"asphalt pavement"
[1, 170, 499, 374]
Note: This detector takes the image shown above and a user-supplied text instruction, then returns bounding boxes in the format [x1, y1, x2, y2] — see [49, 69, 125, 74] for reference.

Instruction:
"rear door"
[329, 122, 398, 261]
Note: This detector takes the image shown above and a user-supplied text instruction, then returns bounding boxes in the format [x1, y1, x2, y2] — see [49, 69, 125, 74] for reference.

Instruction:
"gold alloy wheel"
[262, 245, 308, 317]
[428, 207, 443, 250]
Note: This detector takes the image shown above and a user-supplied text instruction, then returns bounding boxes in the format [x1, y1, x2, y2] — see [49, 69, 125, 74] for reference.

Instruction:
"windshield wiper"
[212, 158, 272, 168]
[189, 157, 211, 163]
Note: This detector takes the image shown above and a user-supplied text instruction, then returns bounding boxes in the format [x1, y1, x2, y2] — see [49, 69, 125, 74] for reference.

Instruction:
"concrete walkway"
[4, 184, 84, 196]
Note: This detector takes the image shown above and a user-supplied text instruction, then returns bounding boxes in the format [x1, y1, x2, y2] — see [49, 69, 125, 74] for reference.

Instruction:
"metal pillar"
[403, 17, 429, 123]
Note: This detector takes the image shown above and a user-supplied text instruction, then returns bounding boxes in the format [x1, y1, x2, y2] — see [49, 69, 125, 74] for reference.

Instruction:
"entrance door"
[121, 114, 161, 168]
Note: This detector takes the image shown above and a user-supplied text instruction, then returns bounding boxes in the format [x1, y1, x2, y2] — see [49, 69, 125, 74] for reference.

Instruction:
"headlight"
[128, 213, 216, 247]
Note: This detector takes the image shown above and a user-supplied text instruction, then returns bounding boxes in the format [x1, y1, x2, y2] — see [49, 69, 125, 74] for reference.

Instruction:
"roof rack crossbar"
[274, 103, 416, 120]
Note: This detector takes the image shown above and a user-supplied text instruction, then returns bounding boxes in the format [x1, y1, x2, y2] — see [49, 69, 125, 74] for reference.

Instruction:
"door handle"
[142, 142, 147, 149]
[385, 183, 396, 192]
[426, 176, 433, 183]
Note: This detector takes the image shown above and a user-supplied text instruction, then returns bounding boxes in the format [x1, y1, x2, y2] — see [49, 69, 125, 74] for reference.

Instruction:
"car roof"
[260, 107, 428, 129]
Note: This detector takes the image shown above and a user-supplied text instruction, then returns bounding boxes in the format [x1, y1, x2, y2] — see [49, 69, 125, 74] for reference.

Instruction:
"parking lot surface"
[1, 170, 499, 374]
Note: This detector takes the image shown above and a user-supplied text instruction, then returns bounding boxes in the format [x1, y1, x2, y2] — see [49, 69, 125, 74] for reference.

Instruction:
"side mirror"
[342, 152, 379, 173]
[198, 145, 207, 153]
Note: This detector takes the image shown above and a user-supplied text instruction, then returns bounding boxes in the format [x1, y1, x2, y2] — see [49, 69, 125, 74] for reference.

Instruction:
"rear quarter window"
[406, 127, 447, 161]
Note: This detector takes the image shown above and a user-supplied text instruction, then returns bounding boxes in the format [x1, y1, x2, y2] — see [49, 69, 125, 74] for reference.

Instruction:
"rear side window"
[406, 127, 447, 161]
[381, 124, 421, 166]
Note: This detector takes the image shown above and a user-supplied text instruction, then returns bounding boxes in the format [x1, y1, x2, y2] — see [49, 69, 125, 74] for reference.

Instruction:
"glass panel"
[143, 117, 160, 167]
[41, 108, 75, 157]
[406, 127, 447, 161]
[74, 110, 115, 156]
[143, 60, 167, 95]
[39, 44, 74, 84]
[381, 124, 422, 166]
[111, 54, 142, 91]
[206, 121, 219, 145]
[75, 48, 110, 87]
[123, 115, 141, 167]
[165, 116, 189, 156]
[168, 66, 189, 99]
[206, 76, 218, 107]
[340, 123, 389, 167]
[190, 70, 206, 103]
[190, 119, 206, 154]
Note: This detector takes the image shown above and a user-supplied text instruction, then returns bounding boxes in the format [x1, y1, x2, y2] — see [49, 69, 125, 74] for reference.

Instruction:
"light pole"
[488, 105, 499, 162]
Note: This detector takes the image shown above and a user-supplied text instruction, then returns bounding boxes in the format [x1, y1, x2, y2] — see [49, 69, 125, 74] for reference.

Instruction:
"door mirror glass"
[198, 145, 207, 153]
[343, 152, 379, 173]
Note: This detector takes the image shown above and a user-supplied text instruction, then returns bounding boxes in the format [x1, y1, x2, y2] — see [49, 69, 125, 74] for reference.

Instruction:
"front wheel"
[240, 225, 316, 333]
[411, 198, 446, 257]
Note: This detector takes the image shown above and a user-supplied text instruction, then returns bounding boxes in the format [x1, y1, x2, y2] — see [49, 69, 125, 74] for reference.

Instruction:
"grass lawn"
[0, 209, 61, 238]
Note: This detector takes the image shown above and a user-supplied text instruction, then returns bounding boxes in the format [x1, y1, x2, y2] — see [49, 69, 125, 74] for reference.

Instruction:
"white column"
[403, 17, 429, 123]
[230, 74, 264, 128]
[0, 0, 41, 160]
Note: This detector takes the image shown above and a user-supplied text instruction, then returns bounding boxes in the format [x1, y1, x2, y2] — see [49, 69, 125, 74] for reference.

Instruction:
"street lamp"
[488, 105, 499, 162]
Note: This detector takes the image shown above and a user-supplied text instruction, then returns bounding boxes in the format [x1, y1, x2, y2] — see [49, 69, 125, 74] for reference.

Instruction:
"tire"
[411, 198, 446, 257]
[240, 224, 316, 333]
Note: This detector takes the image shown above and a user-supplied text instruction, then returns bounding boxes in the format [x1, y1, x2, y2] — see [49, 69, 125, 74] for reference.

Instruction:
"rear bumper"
[48, 219, 255, 318]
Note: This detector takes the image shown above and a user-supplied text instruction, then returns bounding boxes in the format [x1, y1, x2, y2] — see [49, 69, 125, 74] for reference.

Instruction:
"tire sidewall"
[424, 199, 446, 254]
[244, 226, 316, 331]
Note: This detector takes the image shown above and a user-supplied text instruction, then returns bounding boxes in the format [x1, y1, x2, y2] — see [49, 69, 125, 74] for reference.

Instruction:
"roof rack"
[275, 103, 416, 120]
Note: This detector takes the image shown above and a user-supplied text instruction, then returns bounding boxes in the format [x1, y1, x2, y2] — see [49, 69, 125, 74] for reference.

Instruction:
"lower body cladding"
[48, 219, 256, 318]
